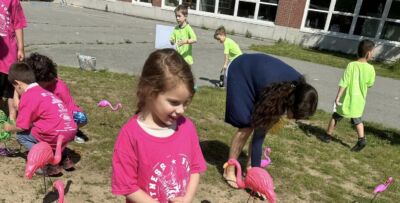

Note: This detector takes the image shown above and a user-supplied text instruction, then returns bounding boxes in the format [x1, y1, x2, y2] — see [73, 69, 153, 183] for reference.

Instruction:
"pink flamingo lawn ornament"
[53, 180, 65, 203]
[25, 135, 64, 179]
[260, 147, 272, 168]
[371, 177, 393, 202]
[25, 135, 64, 192]
[97, 100, 122, 111]
[223, 159, 276, 203]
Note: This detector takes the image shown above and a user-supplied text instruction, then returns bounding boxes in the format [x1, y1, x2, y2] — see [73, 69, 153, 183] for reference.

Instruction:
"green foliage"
[251, 41, 400, 80]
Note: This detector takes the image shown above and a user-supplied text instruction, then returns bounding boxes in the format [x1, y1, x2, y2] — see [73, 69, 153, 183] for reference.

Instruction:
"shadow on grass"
[200, 140, 248, 175]
[43, 180, 72, 203]
[297, 122, 351, 148]
[364, 124, 400, 145]
[199, 77, 221, 87]
[65, 148, 82, 165]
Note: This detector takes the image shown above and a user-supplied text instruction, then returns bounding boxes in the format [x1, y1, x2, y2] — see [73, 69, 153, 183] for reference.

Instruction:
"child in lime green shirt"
[170, 4, 197, 65]
[214, 26, 242, 87]
[324, 39, 376, 152]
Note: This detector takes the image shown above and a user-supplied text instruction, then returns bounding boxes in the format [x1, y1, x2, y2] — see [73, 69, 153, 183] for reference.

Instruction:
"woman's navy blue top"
[225, 53, 301, 128]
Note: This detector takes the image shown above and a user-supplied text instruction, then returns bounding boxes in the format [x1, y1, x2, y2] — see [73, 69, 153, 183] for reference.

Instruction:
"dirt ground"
[0, 141, 269, 203]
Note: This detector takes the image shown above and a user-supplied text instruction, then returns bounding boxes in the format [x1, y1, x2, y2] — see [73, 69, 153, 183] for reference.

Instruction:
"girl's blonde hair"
[136, 48, 195, 113]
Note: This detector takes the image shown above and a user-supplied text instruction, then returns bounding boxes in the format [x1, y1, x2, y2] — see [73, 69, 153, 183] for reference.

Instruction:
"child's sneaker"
[351, 138, 366, 152]
[62, 156, 75, 171]
[45, 165, 63, 177]
[321, 134, 332, 143]
[74, 135, 85, 144]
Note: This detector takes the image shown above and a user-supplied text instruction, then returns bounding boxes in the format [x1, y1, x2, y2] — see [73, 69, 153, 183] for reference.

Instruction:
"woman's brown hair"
[252, 76, 318, 129]
[136, 48, 195, 114]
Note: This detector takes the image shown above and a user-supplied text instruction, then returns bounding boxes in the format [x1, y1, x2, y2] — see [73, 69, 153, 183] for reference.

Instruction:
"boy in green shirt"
[214, 26, 242, 87]
[324, 39, 376, 152]
[170, 4, 197, 65]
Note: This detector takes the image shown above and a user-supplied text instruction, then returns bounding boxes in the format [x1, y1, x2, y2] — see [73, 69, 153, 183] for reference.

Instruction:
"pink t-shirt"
[16, 84, 77, 149]
[112, 115, 207, 203]
[0, 0, 27, 74]
[45, 78, 83, 113]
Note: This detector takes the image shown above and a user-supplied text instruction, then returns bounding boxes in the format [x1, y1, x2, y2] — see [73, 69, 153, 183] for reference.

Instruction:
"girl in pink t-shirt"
[112, 49, 207, 203]
[25, 53, 88, 143]
[0, 0, 27, 121]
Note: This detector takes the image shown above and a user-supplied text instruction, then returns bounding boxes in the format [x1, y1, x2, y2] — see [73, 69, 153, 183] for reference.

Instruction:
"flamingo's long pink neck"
[53, 180, 65, 203]
[232, 160, 245, 189]
[51, 135, 64, 165]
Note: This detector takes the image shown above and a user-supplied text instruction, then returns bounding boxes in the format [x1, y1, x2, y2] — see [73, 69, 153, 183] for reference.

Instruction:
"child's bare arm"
[170, 173, 200, 203]
[13, 90, 20, 109]
[126, 189, 159, 203]
[15, 29, 24, 61]
[335, 87, 346, 105]
[3, 123, 23, 133]
[223, 54, 229, 69]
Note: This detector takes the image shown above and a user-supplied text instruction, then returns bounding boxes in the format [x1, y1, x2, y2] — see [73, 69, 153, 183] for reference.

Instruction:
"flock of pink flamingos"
[20, 101, 393, 202]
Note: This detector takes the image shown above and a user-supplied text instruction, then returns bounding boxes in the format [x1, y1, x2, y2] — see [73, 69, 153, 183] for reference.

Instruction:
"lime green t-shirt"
[224, 37, 242, 61]
[170, 24, 197, 65]
[337, 61, 375, 118]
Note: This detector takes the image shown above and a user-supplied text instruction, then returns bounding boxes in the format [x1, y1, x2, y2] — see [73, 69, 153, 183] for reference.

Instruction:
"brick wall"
[275, 0, 307, 29]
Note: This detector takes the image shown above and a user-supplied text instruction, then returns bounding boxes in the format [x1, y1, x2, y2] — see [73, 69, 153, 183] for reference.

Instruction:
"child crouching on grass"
[112, 49, 207, 203]
[25, 53, 88, 144]
[3, 62, 77, 175]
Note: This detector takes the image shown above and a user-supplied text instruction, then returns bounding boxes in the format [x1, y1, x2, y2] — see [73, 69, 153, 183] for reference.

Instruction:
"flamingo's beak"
[223, 162, 228, 169]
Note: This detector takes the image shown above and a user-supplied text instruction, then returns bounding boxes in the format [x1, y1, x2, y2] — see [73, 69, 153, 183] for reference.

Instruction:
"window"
[382, 0, 400, 41]
[258, 0, 279, 21]
[218, 0, 236, 16]
[183, 0, 197, 10]
[200, 0, 215, 13]
[334, 0, 357, 13]
[165, 0, 180, 7]
[133, 0, 152, 3]
[309, 0, 330, 11]
[306, 11, 327, 29]
[303, 0, 400, 42]
[359, 0, 386, 18]
[388, 0, 400, 19]
[329, 14, 353, 33]
[381, 21, 400, 41]
[164, 0, 279, 23]
[237, 1, 256, 19]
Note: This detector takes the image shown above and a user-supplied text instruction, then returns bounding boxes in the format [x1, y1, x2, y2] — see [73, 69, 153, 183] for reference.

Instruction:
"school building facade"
[66, 0, 400, 61]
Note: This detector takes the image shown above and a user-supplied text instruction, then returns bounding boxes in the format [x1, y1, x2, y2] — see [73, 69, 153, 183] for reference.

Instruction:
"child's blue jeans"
[16, 131, 38, 150]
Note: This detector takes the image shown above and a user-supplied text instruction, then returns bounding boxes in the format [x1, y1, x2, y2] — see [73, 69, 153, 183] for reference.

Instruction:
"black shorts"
[332, 112, 362, 125]
[0, 72, 14, 99]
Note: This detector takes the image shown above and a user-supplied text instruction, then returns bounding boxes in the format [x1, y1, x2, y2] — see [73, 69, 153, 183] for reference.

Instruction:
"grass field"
[251, 42, 400, 80]
[2, 66, 398, 202]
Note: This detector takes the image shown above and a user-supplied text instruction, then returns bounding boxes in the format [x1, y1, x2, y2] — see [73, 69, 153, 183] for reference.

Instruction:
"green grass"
[56, 67, 399, 202]
[250, 41, 400, 80]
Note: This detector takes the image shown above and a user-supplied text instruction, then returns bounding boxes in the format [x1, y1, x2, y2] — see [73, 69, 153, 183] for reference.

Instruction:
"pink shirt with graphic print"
[112, 115, 207, 203]
[44, 78, 83, 113]
[16, 83, 77, 150]
[0, 0, 27, 74]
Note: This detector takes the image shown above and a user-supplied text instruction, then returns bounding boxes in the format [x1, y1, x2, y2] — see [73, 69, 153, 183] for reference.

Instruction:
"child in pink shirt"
[4, 62, 78, 174]
[0, 0, 27, 121]
[25, 53, 88, 143]
[112, 49, 207, 203]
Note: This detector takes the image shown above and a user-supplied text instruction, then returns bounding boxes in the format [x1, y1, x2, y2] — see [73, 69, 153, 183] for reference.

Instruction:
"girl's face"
[175, 11, 187, 26]
[149, 82, 191, 127]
